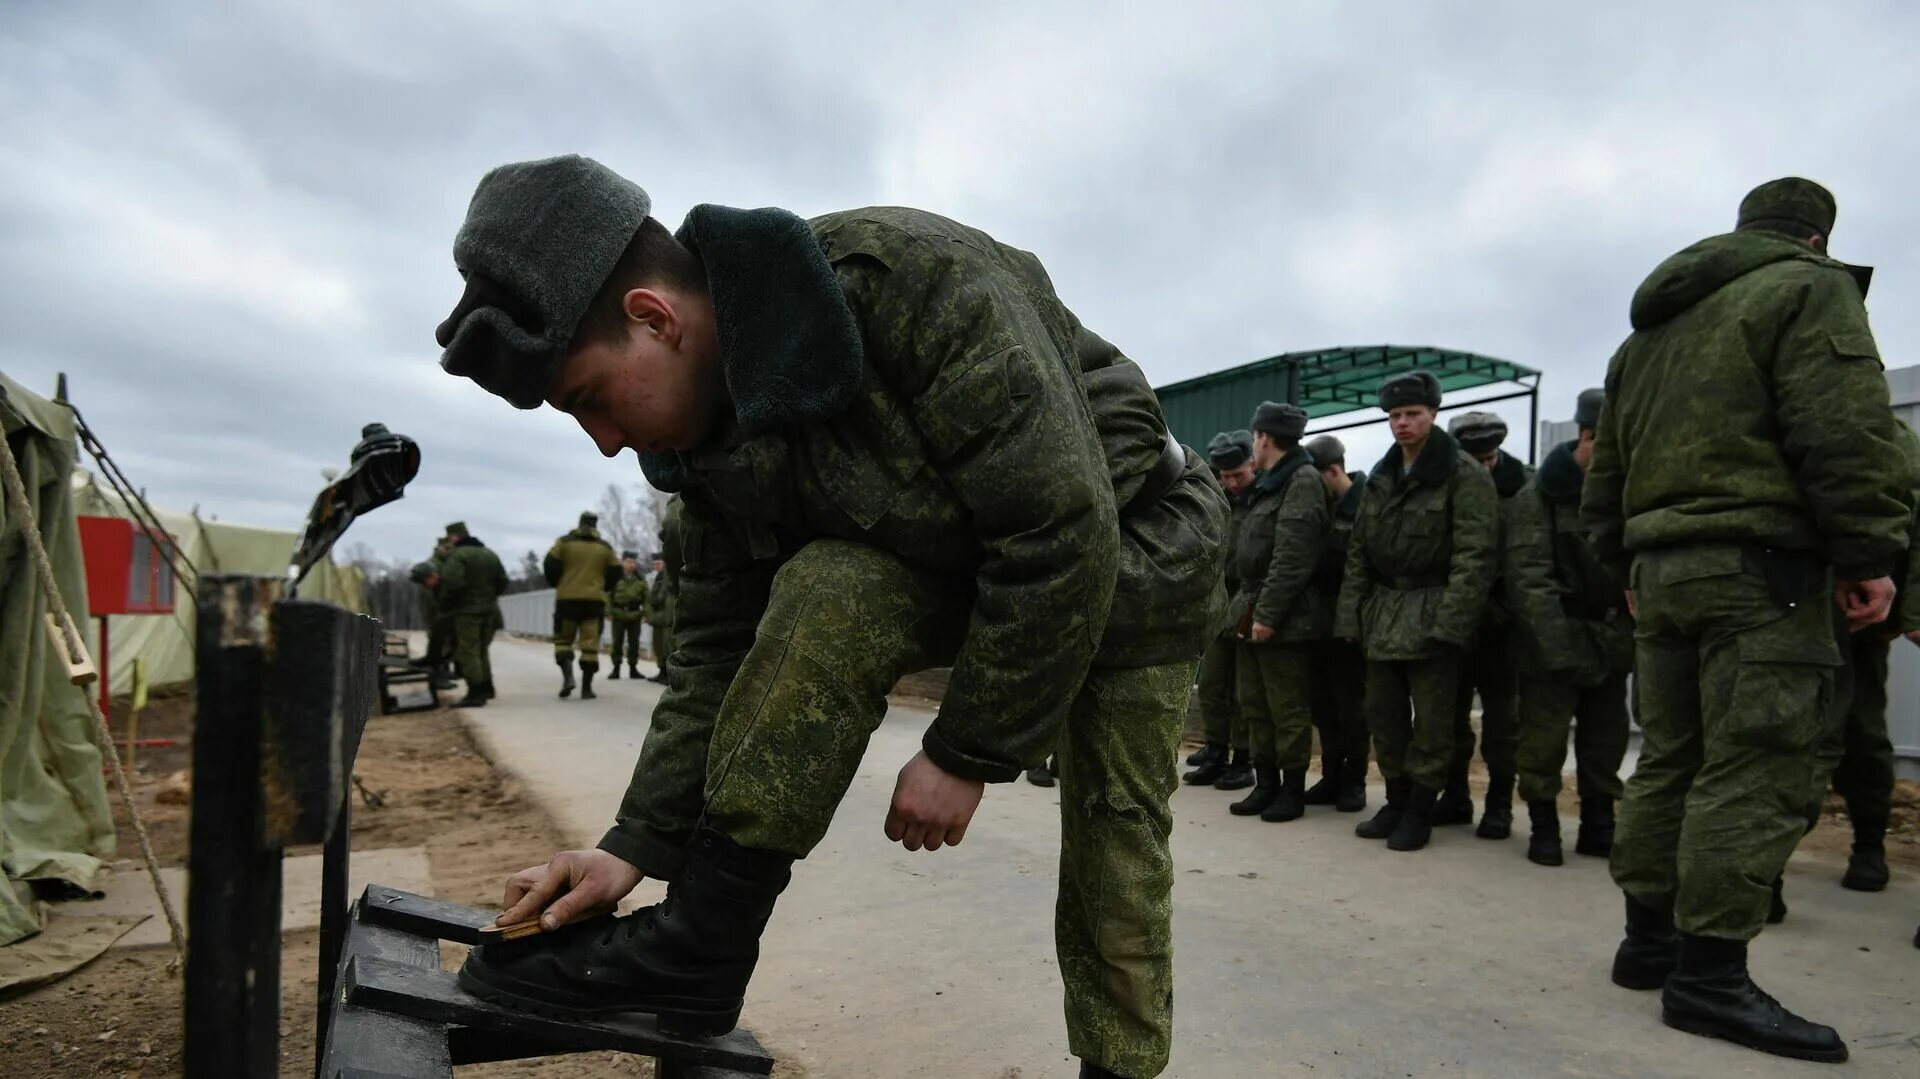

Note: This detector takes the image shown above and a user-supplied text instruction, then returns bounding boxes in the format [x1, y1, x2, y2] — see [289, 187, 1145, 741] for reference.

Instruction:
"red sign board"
[77, 516, 176, 616]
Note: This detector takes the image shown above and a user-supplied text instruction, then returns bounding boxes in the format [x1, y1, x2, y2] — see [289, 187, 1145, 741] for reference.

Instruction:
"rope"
[0, 427, 187, 970]
[71, 406, 198, 594]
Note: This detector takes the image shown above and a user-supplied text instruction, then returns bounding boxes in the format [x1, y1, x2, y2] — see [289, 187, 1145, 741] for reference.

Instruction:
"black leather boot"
[630, 662, 642, 679]
[480, 680, 497, 700]
[1079, 1062, 1127, 1079]
[1661, 934, 1848, 1063]
[1356, 777, 1407, 839]
[458, 827, 793, 1037]
[1182, 743, 1229, 785]
[454, 682, 489, 708]
[1387, 784, 1438, 851]
[609, 662, 622, 680]
[1575, 797, 1615, 857]
[580, 662, 598, 700]
[1767, 876, 1787, 925]
[557, 655, 576, 699]
[1213, 749, 1254, 791]
[1611, 893, 1678, 990]
[1476, 771, 1514, 840]
[1302, 759, 1339, 805]
[1186, 742, 1226, 768]
[1431, 763, 1475, 826]
[1335, 757, 1368, 813]
[1026, 759, 1056, 788]
[1525, 800, 1563, 867]
[1841, 819, 1889, 892]
[1261, 768, 1308, 822]
[1229, 765, 1280, 816]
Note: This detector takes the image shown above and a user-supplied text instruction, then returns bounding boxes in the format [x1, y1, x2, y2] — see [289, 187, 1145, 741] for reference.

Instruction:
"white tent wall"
[70, 473, 365, 693]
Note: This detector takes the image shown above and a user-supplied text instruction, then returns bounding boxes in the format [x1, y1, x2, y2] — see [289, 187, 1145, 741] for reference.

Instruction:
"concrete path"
[459, 636, 1920, 1078]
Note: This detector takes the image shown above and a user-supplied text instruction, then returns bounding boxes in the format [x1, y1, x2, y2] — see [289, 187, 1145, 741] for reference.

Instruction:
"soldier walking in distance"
[547, 510, 621, 700]
[646, 497, 684, 684]
[1506, 389, 1632, 867]
[608, 550, 650, 680]
[1336, 371, 1498, 852]
[1304, 435, 1370, 813]
[439, 521, 509, 707]
[1228, 402, 1327, 822]
[1584, 177, 1908, 1063]
[1434, 412, 1531, 839]
[1184, 430, 1256, 789]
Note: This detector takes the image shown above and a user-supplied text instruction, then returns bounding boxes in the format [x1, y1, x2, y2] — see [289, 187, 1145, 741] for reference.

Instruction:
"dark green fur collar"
[1254, 446, 1317, 493]
[1489, 450, 1529, 498]
[1537, 440, 1585, 505]
[1336, 470, 1367, 519]
[1376, 427, 1460, 488]
[637, 204, 865, 492]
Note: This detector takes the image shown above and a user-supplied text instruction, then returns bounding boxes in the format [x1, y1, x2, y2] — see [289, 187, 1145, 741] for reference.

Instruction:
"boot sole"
[1661, 1008, 1849, 1064]
[1213, 780, 1254, 791]
[456, 960, 743, 1038]
[1610, 959, 1672, 991]
[1476, 824, 1512, 840]
[1574, 842, 1612, 858]
[1840, 873, 1888, 893]
[1527, 850, 1565, 867]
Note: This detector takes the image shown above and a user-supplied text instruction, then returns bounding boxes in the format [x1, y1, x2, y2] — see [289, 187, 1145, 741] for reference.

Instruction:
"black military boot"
[480, 681, 497, 701]
[1575, 797, 1615, 857]
[1661, 934, 1848, 1063]
[1026, 759, 1057, 788]
[557, 655, 576, 699]
[1182, 743, 1229, 786]
[1387, 784, 1438, 851]
[1262, 768, 1309, 822]
[1186, 742, 1226, 768]
[1229, 765, 1280, 816]
[1767, 876, 1787, 925]
[580, 662, 599, 700]
[1525, 800, 1563, 867]
[1213, 749, 1254, 791]
[1356, 777, 1407, 839]
[1079, 1062, 1127, 1079]
[1841, 819, 1889, 892]
[629, 662, 642, 680]
[454, 683, 489, 709]
[1302, 758, 1339, 805]
[1335, 757, 1368, 813]
[609, 662, 622, 680]
[1476, 771, 1514, 840]
[1431, 764, 1475, 826]
[459, 827, 792, 1036]
[1611, 893, 1678, 990]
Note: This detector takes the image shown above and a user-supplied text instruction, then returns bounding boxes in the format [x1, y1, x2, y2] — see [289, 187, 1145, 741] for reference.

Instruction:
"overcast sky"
[5, 2, 1917, 566]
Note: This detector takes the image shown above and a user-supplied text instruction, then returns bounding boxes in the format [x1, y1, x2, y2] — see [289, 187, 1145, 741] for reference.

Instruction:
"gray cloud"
[4, 1, 1916, 561]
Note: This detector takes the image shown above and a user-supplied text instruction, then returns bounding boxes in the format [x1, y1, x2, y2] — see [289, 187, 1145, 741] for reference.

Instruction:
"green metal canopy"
[1155, 344, 1542, 459]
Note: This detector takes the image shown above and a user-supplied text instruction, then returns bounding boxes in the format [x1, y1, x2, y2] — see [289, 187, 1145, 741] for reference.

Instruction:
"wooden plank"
[345, 957, 774, 1075]
[358, 884, 496, 944]
[262, 601, 383, 846]
[319, 910, 451, 1079]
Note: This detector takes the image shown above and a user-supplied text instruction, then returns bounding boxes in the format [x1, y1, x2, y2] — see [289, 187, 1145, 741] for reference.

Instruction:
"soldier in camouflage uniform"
[1304, 435, 1369, 813]
[1183, 429, 1256, 789]
[1584, 178, 1908, 1063]
[434, 156, 1225, 1079]
[438, 521, 510, 708]
[546, 511, 622, 700]
[408, 536, 458, 690]
[607, 550, 649, 680]
[1505, 389, 1631, 867]
[647, 497, 685, 684]
[1227, 402, 1327, 822]
[1434, 412, 1531, 839]
[1336, 371, 1499, 853]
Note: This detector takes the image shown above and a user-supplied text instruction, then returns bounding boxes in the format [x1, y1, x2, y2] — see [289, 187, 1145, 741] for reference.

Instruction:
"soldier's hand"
[498, 849, 644, 931]
[1905, 628, 1920, 647]
[1624, 589, 1636, 618]
[1249, 621, 1275, 643]
[1835, 576, 1896, 632]
[885, 751, 985, 852]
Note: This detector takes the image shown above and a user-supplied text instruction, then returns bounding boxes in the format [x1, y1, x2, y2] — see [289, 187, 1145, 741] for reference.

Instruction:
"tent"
[71, 474, 366, 694]
[0, 373, 113, 945]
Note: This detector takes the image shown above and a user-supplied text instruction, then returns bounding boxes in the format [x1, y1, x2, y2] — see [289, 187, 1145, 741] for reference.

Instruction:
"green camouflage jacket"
[1335, 429, 1499, 660]
[1466, 449, 1533, 642]
[1212, 490, 1252, 638]
[1583, 230, 1908, 581]
[1310, 471, 1366, 639]
[648, 495, 683, 627]
[544, 526, 619, 603]
[603, 205, 1226, 877]
[1233, 448, 1329, 643]
[436, 537, 508, 616]
[1503, 440, 1632, 685]
[1892, 422, 1920, 635]
[608, 572, 649, 622]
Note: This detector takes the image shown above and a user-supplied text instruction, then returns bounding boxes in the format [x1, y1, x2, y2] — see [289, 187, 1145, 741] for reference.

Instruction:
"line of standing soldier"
[548, 503, 685, 699]
[412, 520, 509, 708]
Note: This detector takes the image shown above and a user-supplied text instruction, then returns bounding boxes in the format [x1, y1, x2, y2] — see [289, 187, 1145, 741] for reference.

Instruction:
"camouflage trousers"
[1611, 545, 1840, 941]
[426, 614, 454, 668]
[1237, 641, 1315, 770]
[554, 615, 603, 664]
[1363, 657, 1459, 791]
[1812, 630, 1895, 825]
[1514, 671, 1629, 804]
[451, 611, 498, 688]
[1308, 637, 1369, 777]
[1449, 628, 1519, 778]
[609, 619, 644, 668]
[650, 621, 676, 665]
[1196, 634, 1246, 752]
[700, 540, 1182, 1078]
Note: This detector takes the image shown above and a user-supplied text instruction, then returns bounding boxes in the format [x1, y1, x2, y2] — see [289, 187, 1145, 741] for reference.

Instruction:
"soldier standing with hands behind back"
[608, 550, 649, 680]
[547, 510, 622, 700]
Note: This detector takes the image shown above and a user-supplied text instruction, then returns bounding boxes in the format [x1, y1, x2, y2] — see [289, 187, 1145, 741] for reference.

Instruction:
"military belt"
[1122, 430, 1185, 517]
[1379, 573, 1449, 590]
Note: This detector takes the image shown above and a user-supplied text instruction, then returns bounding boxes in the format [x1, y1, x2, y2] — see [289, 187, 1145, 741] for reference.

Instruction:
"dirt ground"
[4, 694, 800, 1078]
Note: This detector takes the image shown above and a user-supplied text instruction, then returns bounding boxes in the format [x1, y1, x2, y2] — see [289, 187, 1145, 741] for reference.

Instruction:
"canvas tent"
[71, 473, 366, 694]
[0, 373, 114, 946]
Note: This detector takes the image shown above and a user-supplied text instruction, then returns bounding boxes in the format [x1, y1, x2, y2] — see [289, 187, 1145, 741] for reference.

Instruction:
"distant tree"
[508, 548, 545, 594]
[595, 482, 664, 557]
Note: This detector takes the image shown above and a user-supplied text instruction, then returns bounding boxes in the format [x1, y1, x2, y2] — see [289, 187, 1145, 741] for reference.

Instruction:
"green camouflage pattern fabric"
[1610, 545, 1842, 940]
[553, 615, 602, 661]
[1582, 230, 1908, 581]
[1816, 632, 1894, 824]
[1364, 656, 1459, 789]
[1504, 441, 1633, 684]
[1516, 673, 1629, 804]
[1237, 641, 1314, 770]
[1234, 449, 1329, 642]
[609, 572, 650, 621]
[1309, 470, 1366, 639]
[1307, 473, 1371, 775]
[1448, 450, 1531, 776]
[545, 526, 618, 602]
[451, 612, 497, 688]
[436, 537, 509, 616]
[1335, 427, 1500, 660]
[1194, 636, 1244, 751]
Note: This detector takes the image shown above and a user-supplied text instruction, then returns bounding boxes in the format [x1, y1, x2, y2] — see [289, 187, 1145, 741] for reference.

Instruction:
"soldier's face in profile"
[1574, 428, 1597, 472]
[1387, 405, 1435, 446]
[622, 557, 638, 574]
[551, 286, 723, 459]
[1473, 449, 1500, 472]
[1219, 461, 1256, 495]
[652, 558, 665, 573]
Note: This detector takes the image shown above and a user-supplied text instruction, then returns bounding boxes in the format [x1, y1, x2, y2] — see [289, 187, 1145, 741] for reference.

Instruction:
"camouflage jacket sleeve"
[1772, 271, 1909, 581]
[1503, 488, 1581, 670]
[1899, 506, 1920, 635]
[1431, 461, 1499, 648]
[1253, 466, 1329, 629]
[1334, 496, 1371, 640]
[598, 494, 777, 879]
[840, 253, 1118, 783]
[1582, 346, 1630, 578]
